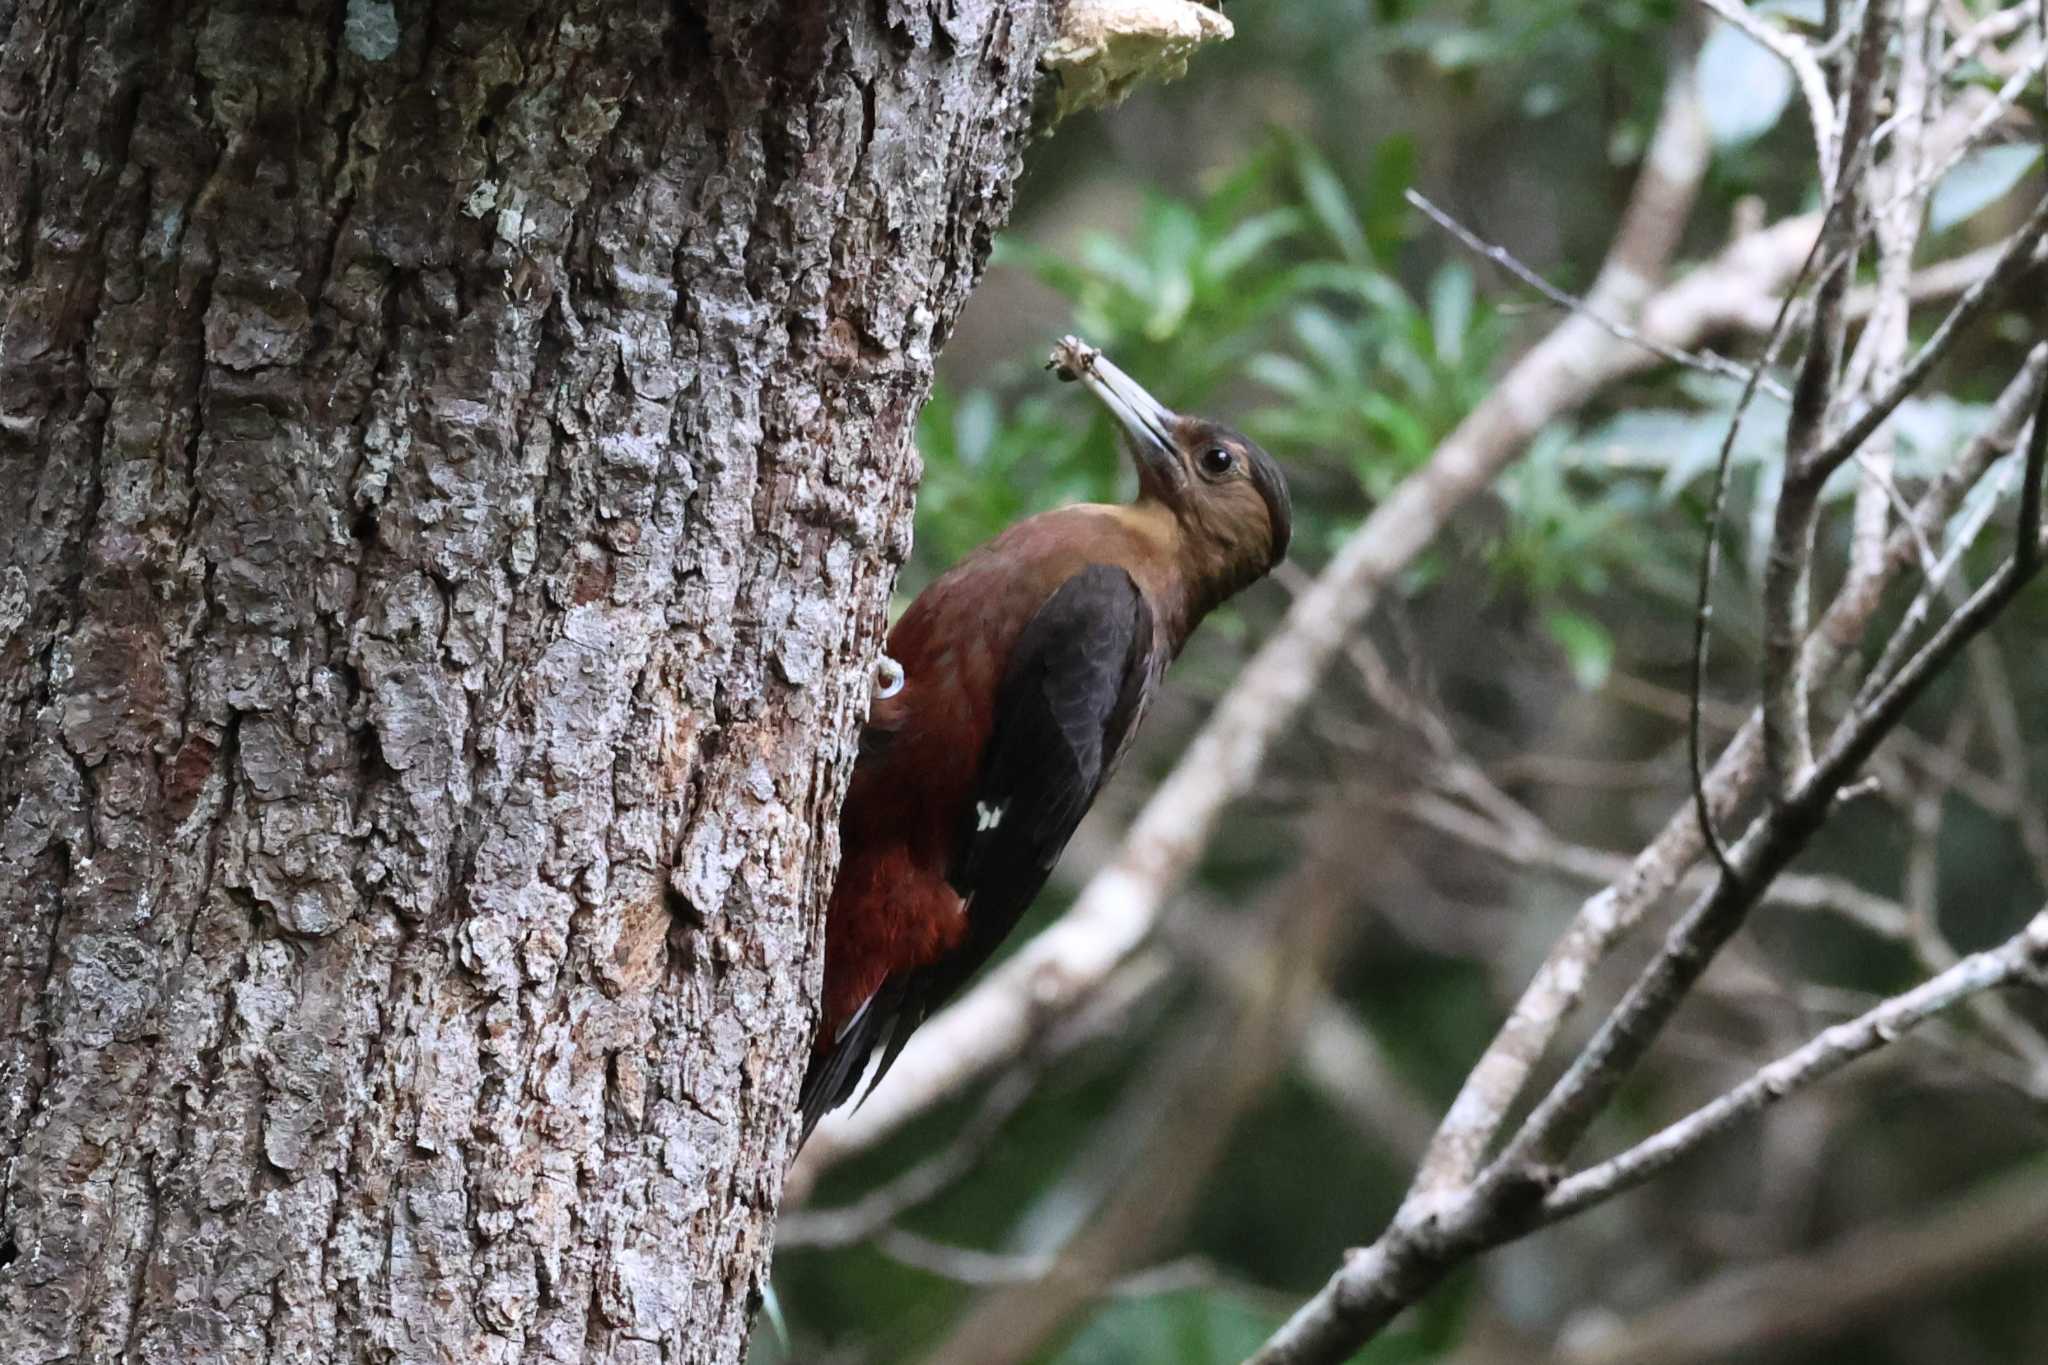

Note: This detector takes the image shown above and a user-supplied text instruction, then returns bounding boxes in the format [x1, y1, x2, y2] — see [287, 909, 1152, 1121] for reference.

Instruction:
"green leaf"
[1047, 1290, 1282, 1365]
[1291, 307, 1364, 386]
[1929, 144, 2044, 234]
[955, 390, 1000, 466]
[1079, 234, 1157, 301]
[1363, 135, 1418, 260]
[1428, 263, 1476, 368]
[1292, 140, 1371, 266]
[1245, 352, 1322, 402]
[1309, 264, 1414, 317]
[1359, 392, 1433, 464]
[1145, 199, 1205, 278]
[1204, 209, 1302, 283]
[1545, 610, 1615, 691]
[1696, 22, 1794, 147]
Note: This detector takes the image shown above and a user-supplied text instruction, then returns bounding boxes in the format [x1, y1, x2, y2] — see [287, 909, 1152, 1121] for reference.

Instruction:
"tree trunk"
[0, 3, 1055, 1360]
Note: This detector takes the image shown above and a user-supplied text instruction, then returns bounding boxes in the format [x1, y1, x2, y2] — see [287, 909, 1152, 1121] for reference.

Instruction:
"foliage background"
[766, 4, 2048, 1361]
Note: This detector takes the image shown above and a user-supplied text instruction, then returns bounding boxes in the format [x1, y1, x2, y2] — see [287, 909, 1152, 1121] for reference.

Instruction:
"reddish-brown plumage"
[820, 507, 1176, 1040]
[799, 340, 1292, 1140]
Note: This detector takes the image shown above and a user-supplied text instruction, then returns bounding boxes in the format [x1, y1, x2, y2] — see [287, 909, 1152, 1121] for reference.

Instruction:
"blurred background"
[766, 3, 2048, 1361]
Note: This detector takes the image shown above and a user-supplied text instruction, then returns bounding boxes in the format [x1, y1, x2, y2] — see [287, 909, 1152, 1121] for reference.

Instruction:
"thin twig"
[1688, 220, 1828, 883]
[1852, 451, 1943, 576]
[777, 1068, 1040, 1249]
[1694, 0, 1843, 187]
[1812, 190, 2048, 483]
[1543, 908, 2048, 1218]
[1858, 456, 2019, 701]
[1405, 189, 1791, 400]
[1847, 0, 1937, 600]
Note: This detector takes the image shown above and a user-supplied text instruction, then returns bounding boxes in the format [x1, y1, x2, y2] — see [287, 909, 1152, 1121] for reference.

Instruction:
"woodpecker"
[799, 337, 1292, 1141]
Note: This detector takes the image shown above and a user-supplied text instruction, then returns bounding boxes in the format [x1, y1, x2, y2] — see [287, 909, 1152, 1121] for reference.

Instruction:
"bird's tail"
[795, 980, 913, 1145]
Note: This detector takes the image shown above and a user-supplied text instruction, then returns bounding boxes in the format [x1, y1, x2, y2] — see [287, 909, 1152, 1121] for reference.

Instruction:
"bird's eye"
[1198, 446, 1235, 477]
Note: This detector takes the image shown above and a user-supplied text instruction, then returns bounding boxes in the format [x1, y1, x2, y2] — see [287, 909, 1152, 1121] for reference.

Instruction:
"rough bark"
[0, 2, 1056, 1361]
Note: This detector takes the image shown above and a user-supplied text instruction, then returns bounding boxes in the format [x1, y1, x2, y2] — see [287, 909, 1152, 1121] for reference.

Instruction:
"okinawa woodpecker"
[799, 337, 1292, 1140]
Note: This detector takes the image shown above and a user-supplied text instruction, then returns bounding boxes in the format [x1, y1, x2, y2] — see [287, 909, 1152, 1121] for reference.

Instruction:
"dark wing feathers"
[811, 565, 1155, 1129]
[950, 563, 1152, 906]
[799, 976, 909, 1141]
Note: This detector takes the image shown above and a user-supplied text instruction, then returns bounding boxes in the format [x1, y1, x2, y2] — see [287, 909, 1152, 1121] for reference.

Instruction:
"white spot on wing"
[975, 801, 1004, 832]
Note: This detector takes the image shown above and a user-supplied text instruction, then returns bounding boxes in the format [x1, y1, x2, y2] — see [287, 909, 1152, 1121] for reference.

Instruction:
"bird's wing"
[949, 562, 1154, 930]
[859, 563, 1155, 1103]
[797, 565, 1155, 1140]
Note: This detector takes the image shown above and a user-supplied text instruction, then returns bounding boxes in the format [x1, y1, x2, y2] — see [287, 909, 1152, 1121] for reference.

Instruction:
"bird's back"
[805, 505, 1177, 1132]
[822, 508, 1159, 1007]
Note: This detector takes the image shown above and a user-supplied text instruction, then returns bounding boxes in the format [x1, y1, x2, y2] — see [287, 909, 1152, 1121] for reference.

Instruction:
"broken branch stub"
[1041, 0, 1233, 121]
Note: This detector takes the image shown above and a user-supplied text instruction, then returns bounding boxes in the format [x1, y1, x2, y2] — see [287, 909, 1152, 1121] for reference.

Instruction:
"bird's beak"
[1077, 351, 1187, 497]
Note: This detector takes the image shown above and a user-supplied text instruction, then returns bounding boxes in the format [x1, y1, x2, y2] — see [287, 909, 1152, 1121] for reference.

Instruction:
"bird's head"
[1057, 339, 1292, 596]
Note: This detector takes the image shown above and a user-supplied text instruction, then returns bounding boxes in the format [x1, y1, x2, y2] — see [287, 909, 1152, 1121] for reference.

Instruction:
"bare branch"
[1543, 907, 2048, 1218]
[1411, 346, 2044, 1218]
[1761, 1, 1895, 793]
[1510, 454, 2048, 1184]
[1249, 352, 2048, 1365]
[1405, 189, 1789, 399]
[1848, 0, 1938, 594]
